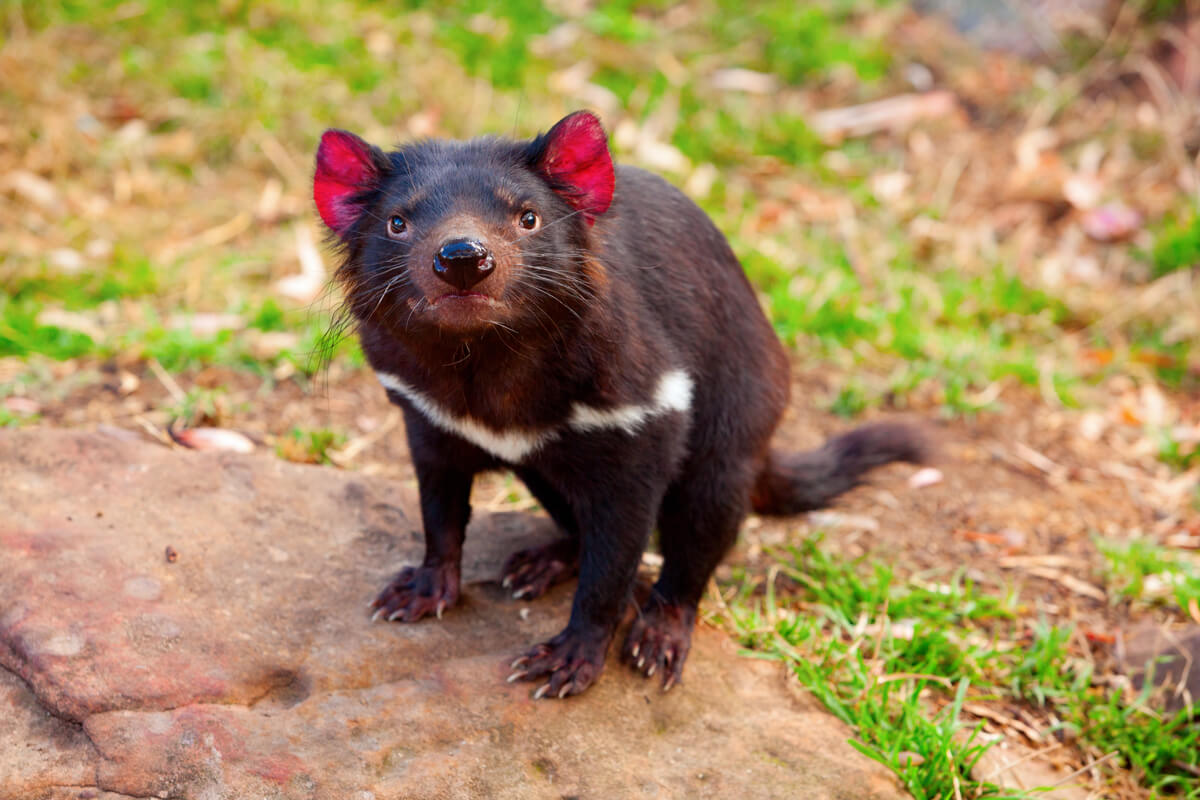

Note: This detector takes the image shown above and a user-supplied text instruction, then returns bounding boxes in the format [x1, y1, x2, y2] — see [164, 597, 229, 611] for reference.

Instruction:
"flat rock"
[1118, 622, 1200, 715]
[0, 428, 907, 800]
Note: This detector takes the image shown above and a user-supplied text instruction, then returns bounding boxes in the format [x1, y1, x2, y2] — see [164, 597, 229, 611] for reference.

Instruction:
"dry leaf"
[4, 169, 59, 208]
[168, 313, 244, 336]
[275, 224, 326, 303]
[710, 68, 778, 94]
[964, 702, 1043, 741]
[1063, 173, 1103, 210]
[37, 309, 103, 341]
[3, 396, 40, 416]
[1024, 567, 1106, 601]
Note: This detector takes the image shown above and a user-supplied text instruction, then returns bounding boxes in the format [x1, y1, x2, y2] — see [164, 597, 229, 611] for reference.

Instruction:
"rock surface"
[0, 428, 906, 800]
[1118, 622, 1200, 715]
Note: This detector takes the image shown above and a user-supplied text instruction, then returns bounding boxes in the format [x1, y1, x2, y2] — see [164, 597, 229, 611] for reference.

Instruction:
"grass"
[1099, 538, 1200, 612]
[165, 386, 238, 428]
[1154, 426, 1200, 472]
[276, 426, 347, 464]
[718, 534, 1200, 799]
[740, 239, 1079, 414]
[1150, 210, 1200, 279]
[0, 404, 40, 429]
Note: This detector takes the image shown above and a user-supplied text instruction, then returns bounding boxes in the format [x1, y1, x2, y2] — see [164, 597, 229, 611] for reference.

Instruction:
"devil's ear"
[313, 129, 386, 236]
[527, 111, 614, 225]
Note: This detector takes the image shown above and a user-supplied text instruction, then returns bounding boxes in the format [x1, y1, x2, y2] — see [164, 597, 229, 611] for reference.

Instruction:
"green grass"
[712, 0, 893, 84]
[1154, 426, 1200, 472]
[164, 386, 238, 428]
[0, 299, 96, 361]
[1098, 537, 1200, 612]
[1140, 0, 1188, 21]
[719, 535, 1200, 799]
[276, 426, 347, 464]
[739, 240, 1078, 414]
[0, 403, 40, 429]
[1150, 210, 1200, 279]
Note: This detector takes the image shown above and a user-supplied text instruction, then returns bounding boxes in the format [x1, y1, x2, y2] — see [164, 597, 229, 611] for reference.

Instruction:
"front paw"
[500, 538, 579, 600]
[369, 563, 460, 623]
[506, 626, 611, 699]
[621, 599, 696, 692]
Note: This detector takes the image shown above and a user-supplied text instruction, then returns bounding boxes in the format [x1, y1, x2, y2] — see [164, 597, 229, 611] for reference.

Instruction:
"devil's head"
[313, 111, 615, 339]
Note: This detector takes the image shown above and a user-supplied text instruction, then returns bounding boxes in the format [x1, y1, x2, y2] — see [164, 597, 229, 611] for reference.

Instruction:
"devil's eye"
[518, 210, 539, 230]
[386, 215, 407, 238]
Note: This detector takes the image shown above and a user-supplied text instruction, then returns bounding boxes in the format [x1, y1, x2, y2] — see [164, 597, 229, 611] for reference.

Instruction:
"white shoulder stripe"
[568, 369, 694, 434]
[654, 369, 694, 413]
[374, 368, 694, 463]
[375, 372, 555, 462]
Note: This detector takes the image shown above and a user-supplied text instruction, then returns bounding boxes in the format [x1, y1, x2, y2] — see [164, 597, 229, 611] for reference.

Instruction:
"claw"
[533, 683, 551, 700]
[663, 674, 677, 693]
[558, 684, 571, 699]
[502, 574, 513, 589]
[511, 656, 529, 670]
[631, 643, 640, 659]
[637, 656, 645, 670]
[387, 609, 404, 622]
[647, 663, 656, 677]
[507, 670, 528, 683]
[512, 589, 527, 600]
[436, 601, 445, 620]
[370, 607, 385, 623]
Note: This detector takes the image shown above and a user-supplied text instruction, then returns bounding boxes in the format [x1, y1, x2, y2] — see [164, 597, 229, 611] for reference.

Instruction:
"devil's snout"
[433, 238, 494, 290]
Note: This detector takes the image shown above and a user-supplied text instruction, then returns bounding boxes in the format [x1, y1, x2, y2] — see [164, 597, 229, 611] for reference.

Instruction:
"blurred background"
[1, 1, 1198, 443]
[3, 3, 1200, 797]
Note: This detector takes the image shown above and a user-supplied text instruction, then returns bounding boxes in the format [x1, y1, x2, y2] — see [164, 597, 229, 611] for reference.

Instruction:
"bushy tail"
[751, 422, 929, 515]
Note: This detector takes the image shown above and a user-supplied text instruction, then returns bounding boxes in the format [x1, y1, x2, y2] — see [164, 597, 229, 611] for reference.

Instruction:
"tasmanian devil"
[313, 110, 924, 699]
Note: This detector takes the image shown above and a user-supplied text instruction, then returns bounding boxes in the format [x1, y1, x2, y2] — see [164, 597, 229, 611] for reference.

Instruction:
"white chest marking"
[375, 369, 694, 463]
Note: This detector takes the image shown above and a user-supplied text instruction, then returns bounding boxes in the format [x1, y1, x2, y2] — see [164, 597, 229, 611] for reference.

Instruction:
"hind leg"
[501, 468, 580, 600]
[622, 458, 756, 689]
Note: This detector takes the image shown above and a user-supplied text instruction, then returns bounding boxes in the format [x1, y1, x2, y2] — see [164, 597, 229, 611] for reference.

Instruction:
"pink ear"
[314, 130, 381, 236]
[533, 111, 614, 225]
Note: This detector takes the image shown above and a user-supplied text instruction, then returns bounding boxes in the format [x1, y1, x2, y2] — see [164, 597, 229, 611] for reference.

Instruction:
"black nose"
[433, 238, 494, 290]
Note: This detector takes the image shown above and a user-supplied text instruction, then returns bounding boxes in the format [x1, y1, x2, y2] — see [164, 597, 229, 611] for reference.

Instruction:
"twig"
[980, 741, 1064, 782]
[1048, 750, 1119, 788]
[132, 414, 172, 447]
[809, 91, 957, 142]
[1024, 566, 1107, 602]
[876, 672, 955, 689]
[949, 747, 963, 800]
[871, 594, 890, 664]
[327, 409, 400, 466]
[1012, 442, 1062, 476]
[146, 358, 186, 404]
[998, 555, 1089, 569]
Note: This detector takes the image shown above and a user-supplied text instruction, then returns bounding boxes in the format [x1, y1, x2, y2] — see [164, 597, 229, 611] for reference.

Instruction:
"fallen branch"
[809, 91, 958, 142]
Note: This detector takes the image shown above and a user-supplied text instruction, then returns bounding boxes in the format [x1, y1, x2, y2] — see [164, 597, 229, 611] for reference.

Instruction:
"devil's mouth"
[428, 291, 493, 305]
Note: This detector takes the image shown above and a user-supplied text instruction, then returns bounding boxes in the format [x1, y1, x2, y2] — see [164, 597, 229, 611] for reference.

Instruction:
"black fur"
[314, 112, 927, 698]
[753, 422, 928, 515]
